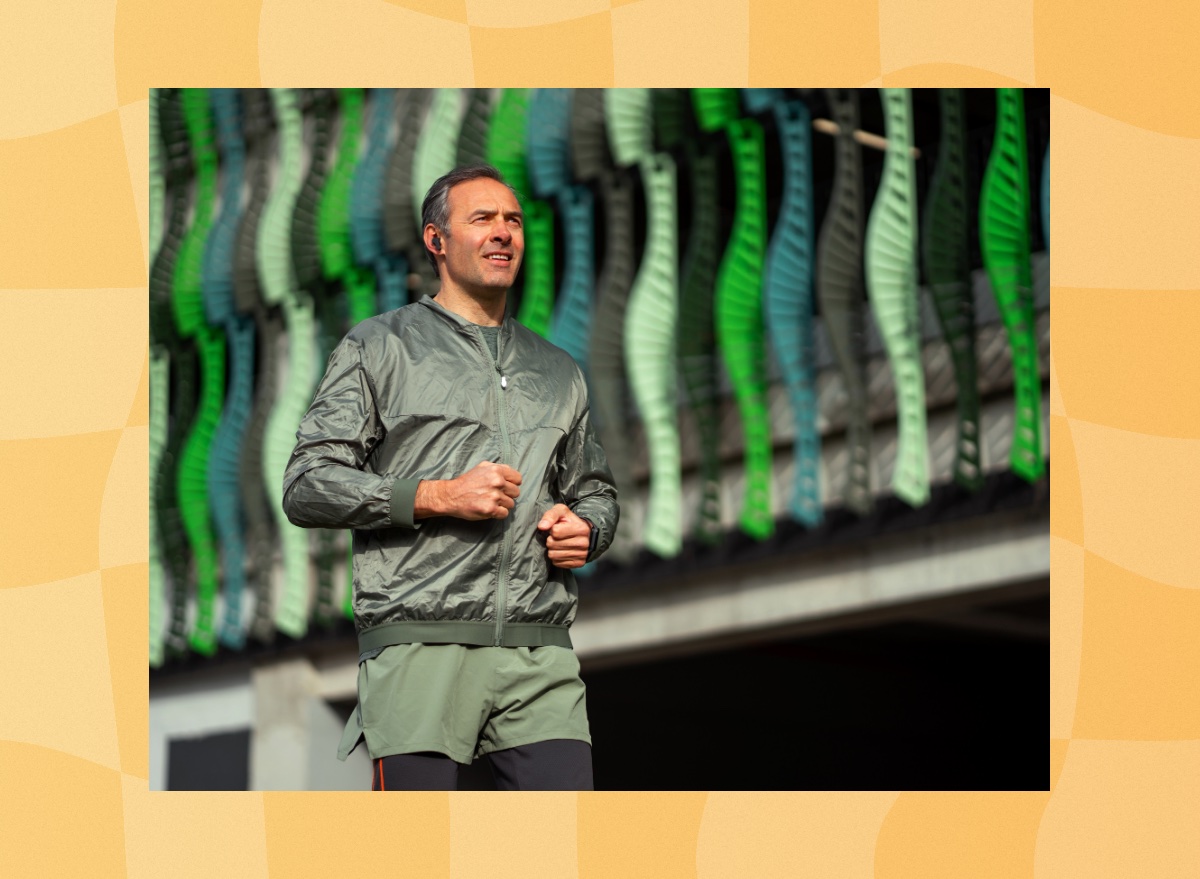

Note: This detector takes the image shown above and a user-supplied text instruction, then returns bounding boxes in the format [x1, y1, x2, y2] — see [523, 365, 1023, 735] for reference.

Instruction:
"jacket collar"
[418, 294, 513, 341]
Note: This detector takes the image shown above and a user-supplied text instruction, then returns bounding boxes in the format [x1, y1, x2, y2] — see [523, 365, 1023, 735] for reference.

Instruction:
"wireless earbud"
[432, 234, 441, 250]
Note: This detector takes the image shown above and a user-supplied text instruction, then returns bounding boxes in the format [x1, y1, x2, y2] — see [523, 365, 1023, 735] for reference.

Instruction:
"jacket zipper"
[471, 325, 513, 647]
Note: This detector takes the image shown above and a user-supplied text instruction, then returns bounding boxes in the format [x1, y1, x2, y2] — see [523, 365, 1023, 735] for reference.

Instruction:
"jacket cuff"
[389, 477, 423, 529]
[580, 517, 599, 561]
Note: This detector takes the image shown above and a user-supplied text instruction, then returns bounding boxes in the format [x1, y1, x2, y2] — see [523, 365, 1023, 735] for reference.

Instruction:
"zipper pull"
[500, 375, 508, 389]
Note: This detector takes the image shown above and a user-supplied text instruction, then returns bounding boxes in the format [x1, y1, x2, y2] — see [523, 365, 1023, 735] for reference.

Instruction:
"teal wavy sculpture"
[528, 89, 579, 344]
[980, 88, 1044, 482]
[763, 96, 822, 527]
[173, 88, 223, 656]
[148, 88, 169, 667]
[550, 184, 594, 369]
[291, 89, 340, 632]
[152, 89, 195, 660]
[864, 88, 930, 508]
[413, 89, 464, 231]
[204, 88, 253, 650]
[316, 88, 367, 625]
[351, 89, 405, 316]
[528, 88, 572, 200]
[678, 139, 723, 544]
[258, 88, 313, 638]
[588, 169, 638, 564]
[742, 88, 783, 116]
[921, 88, 982, 492]
[456, 88, 492, 169]
[384, 90, 436, 298]
[624, 153, 682, 557]
[816, 89, 871, 515]
[715, 116, 774, 540]
[1041, 145, 1049, 247]
[234, 90, 280, 645]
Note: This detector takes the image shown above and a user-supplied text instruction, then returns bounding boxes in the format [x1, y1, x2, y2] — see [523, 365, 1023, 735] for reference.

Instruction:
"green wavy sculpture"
[517, 201, 555, 336]
[922, 88, 982, 492]
[864, 88, 929, 507]
[258, 88, 312, 638]
[678, 139, 724, 544]
[625, 152, 682, 557]
[715, 116, 774, 540]
[485, 89, 553, 334]
[487, 88, 532, 197]
[692, 88, 740, 132]
[173, 88, 223, 656]
[816, 89, 871, 515]
[315, 88, 367, 626]
[980, 88, 1043, 482]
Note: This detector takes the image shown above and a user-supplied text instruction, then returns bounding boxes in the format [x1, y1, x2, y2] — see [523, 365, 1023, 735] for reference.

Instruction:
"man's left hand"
[537, 504, 591, 570]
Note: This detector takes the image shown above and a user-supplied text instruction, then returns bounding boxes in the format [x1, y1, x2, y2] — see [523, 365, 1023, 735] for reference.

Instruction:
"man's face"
[436, 177, 525, 296]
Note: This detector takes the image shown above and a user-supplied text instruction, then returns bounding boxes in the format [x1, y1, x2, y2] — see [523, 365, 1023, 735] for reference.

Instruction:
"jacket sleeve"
[282, 337, 421, 530]
[556, 399, 619, 561]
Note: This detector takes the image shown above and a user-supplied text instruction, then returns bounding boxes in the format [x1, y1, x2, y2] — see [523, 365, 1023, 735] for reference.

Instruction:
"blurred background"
[148, 87, 1049, 791]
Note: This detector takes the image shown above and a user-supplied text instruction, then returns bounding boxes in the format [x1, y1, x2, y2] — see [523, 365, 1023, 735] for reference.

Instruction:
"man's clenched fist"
[537, 503, 592, 569]
[415, 461, 523, 521]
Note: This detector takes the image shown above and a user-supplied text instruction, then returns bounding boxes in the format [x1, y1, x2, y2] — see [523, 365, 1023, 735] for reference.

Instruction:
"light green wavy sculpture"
[413, 88, 464, 230]
[625, 152, 682, 557]
[864, 88, 929, 507]
[922, 88, 982, 492]
[258, 88, 313, 638]
[980, 88, 1043, 482]
[173, 88, 223, 656]
[715, 116, 774, 540]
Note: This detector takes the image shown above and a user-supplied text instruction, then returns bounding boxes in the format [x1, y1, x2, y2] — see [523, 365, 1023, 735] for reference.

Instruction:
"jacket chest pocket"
[376, 412, 495, 480]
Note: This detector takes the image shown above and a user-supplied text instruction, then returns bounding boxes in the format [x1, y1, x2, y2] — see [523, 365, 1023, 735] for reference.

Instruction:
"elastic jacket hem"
[357, 620, 574, 652]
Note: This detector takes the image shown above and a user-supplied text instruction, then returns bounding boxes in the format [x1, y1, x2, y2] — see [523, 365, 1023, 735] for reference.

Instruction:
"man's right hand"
[414, 461, 523, 521]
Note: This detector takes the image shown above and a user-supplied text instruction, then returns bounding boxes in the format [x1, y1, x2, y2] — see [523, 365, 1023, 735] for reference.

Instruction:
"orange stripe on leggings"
[379, 758, 385, 791]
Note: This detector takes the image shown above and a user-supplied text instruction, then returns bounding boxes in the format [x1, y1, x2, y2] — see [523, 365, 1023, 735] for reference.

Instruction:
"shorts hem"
[477, 729, 592, 757]
[369, 740, 477, 765]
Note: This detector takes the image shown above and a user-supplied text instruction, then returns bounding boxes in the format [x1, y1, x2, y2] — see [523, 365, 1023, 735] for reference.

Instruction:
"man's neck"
[431, 284, 507, 327]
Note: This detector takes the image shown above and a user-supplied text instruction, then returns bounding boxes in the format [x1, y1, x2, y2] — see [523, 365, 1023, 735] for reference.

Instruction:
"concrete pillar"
[250, 655, 369, 790]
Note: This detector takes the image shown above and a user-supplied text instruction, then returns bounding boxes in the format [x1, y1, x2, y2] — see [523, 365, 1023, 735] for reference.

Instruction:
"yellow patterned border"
[3, 0, 1199, 875]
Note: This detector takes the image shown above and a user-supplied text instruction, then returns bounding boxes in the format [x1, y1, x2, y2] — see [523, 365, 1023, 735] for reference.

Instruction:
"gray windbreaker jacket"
[282, 297, 619, 652]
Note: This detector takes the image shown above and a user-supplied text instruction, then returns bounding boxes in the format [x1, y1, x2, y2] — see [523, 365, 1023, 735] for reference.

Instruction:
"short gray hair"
[420, 164, 520, 272]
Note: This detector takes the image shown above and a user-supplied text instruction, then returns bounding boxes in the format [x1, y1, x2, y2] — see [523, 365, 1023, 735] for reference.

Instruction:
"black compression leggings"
[372, 739, 593, 791]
